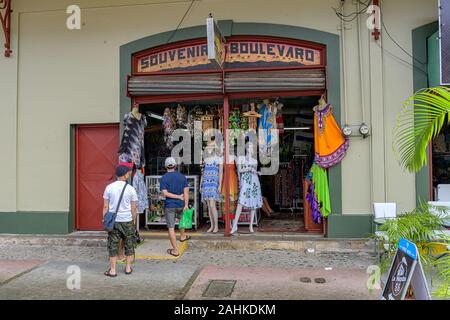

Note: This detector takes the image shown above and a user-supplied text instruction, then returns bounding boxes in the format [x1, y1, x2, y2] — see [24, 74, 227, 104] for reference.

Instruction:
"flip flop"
[125, 268, 133, 275]
[180, 236, 191, 242]
[167, 249, 180, 257]
[104, 270, 117, 277]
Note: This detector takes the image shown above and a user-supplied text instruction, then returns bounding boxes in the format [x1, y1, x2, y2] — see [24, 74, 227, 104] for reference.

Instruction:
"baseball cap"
[116, 165, 132, 177]
[165, 157, 177, 168]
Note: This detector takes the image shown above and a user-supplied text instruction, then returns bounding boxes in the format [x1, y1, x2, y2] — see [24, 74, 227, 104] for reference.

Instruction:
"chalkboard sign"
[381, 238, 431, 300]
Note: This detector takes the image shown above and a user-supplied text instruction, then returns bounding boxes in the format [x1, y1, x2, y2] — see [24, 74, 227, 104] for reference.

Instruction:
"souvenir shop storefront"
[119, 22, 347, 237]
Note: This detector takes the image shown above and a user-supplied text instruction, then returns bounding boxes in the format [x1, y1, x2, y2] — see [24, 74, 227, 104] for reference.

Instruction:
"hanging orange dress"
[314, 104, 349, 168]
[222, 163, 239, 219]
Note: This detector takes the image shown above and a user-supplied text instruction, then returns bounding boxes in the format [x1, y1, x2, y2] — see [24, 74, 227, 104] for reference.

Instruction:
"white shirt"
[103, 181, 138, 222]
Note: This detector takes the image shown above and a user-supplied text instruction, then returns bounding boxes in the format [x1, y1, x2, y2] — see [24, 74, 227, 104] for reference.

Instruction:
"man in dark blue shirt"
[160, 157, 190, 257]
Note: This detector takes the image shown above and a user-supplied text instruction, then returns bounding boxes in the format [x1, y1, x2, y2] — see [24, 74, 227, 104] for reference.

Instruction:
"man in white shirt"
[102, 165, 138, 277]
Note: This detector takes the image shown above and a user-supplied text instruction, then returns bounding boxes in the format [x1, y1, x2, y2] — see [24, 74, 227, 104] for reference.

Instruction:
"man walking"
[160, 157, 191, 257]
[102, 165, 138, 277]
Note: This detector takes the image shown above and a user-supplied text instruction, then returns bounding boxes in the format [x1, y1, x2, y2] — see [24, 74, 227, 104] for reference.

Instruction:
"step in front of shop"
[0, 232, 374, 253]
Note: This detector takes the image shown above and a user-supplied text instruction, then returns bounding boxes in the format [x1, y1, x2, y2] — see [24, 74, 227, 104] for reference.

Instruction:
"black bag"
[103, 182, 128, 232]
[134, 228, 144, 246]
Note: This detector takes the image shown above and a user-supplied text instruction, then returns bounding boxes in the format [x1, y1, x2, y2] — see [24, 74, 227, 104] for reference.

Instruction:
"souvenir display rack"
[145, 175, 199, 229]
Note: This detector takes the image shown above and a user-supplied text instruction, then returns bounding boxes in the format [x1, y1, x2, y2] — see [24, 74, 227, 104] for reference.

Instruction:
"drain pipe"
[340, 1, 349, 127]
[357, 1, 367, 128]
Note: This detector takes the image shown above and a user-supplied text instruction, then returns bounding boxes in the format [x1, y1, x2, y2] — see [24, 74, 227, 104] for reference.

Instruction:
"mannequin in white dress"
[230, 142, 262, 235]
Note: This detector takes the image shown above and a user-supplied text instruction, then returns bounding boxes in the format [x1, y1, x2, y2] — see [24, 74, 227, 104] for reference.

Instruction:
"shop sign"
[135, 39, 322, 74]
[226, 41, 321, 69]
[206, 16, 226, 69]
[381, 238, 430, 300]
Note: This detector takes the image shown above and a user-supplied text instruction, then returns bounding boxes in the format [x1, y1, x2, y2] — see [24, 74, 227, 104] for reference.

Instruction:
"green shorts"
[107, 221, 135, 257]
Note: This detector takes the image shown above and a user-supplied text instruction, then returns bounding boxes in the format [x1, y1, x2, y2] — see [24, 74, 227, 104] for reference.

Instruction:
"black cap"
[116, 165, 132, 177]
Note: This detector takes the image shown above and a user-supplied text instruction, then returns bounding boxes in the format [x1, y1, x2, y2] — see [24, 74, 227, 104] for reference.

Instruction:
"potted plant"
[373, 202, 450, 298]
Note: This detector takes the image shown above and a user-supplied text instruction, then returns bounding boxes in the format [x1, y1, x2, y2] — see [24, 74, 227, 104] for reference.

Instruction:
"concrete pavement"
[0, 236, 381, 300]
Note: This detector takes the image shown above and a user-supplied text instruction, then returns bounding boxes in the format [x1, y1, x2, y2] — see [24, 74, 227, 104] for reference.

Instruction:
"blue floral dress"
[201, 156, 222, 202]
[237, 157, 263, 209]
[132, 170, 149, 213]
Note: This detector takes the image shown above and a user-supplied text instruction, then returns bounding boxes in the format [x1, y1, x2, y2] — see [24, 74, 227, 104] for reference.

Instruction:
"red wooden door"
[75, 124, 119, 230]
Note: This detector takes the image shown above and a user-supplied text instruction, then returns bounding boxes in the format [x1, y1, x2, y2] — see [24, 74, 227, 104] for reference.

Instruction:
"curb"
[189, 239, 374, 253]
[0, 234, 375, 253]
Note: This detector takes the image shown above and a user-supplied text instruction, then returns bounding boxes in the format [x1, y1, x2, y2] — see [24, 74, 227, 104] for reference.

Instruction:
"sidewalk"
[0, 232, 380, 300]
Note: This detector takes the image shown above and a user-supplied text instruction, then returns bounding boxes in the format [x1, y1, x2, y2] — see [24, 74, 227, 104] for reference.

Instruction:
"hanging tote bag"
[179, 207, 195, 230]
[103, 182, 128, 232]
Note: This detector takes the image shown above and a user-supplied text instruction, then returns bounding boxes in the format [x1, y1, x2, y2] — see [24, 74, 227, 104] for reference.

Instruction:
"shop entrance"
[125, 35, 331, 236]
[137, 94, 324, 234]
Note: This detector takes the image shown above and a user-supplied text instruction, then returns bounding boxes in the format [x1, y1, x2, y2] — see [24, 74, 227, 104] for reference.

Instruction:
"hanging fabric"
[274, 162, 294, 208]
[163, 107, 176, 150]
[257, 100, 277, 163]
[176, 104, 187, 127]
[221, 162, 239, 220]
[275, 101, 285, 135]
[314, 104, 349, 168]
[306, 179, 322, 224]
[133, 170, 149, 213]
[309, 163, 331, 218]
[118, 112, 147, 168]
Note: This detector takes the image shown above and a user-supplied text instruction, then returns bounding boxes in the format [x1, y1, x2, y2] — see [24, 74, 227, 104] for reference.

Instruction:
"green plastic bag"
[179, 208, 194, 229]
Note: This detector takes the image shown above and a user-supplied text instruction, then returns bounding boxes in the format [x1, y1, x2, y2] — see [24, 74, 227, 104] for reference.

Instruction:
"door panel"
[75, 124, 119, 230]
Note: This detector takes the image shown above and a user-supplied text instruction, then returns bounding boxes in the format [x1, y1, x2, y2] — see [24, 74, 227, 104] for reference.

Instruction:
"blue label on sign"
[398, 238, 418, 260]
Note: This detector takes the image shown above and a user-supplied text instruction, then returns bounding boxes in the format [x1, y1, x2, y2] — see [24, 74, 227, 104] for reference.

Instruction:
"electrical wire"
[375, 40, 428, 76]
[379, 9, 427, 66]
[333, 1, 428, 72]
[165, 0, 196, 44]
[333, 0, 370, 23]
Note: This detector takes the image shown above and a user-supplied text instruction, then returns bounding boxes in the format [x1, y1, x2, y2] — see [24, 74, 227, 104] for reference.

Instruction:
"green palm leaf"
[393, 86, 450, 172]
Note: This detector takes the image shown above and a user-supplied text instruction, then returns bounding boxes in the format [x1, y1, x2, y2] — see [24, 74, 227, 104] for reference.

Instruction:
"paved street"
[0, 237, 381, 300]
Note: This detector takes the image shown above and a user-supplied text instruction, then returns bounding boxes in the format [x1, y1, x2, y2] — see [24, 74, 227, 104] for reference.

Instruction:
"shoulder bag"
[103, 182, 128, 232]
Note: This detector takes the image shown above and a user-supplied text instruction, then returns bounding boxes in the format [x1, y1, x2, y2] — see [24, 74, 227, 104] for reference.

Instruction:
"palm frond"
[393, 86, 450, 172]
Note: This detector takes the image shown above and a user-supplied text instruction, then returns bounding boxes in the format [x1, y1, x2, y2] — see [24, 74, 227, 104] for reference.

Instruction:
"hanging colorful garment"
[229, 109, 241, 145]
[225, 163, 239, 219]
[314, 104, 349, 168]
[176, 104, 187, 127]
[276, 102, 285, 135]
[258, 102, 277, 163]
[163, 107, 176, 150]
[221, 163, 239, 202]
[306, 180, 322, 224]
[309, 163, 331, 218]
[118, 112, 147, 168]
[132, 170, 149, 213]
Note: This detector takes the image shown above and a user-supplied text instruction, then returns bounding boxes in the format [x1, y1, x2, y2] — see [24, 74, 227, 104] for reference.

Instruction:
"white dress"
[236, 156, 263, 209]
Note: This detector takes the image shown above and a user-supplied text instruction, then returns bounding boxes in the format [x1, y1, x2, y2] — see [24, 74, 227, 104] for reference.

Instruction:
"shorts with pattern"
[165, 207, 184, 229]
[107, 221, 135, 257]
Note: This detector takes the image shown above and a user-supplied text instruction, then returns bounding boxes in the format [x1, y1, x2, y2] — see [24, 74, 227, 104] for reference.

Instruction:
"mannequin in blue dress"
[200, 140, 223, 233]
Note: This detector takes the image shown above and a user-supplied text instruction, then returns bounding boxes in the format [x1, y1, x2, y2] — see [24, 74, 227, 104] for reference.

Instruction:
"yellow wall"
[0, 0, 438, 214]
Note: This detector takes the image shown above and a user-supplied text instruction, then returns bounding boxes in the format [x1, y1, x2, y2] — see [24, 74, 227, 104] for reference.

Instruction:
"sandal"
[167, 249, 180, 257]
[104, 270, 117, 277]
[125, 268, 133, 275]
[180, 235, 191, 242]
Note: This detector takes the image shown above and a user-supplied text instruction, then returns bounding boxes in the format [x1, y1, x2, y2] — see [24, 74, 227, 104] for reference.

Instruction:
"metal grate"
[202, 280, 236, 298]
[224, 69, 326, 92]
[128, 73, 223, 95]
